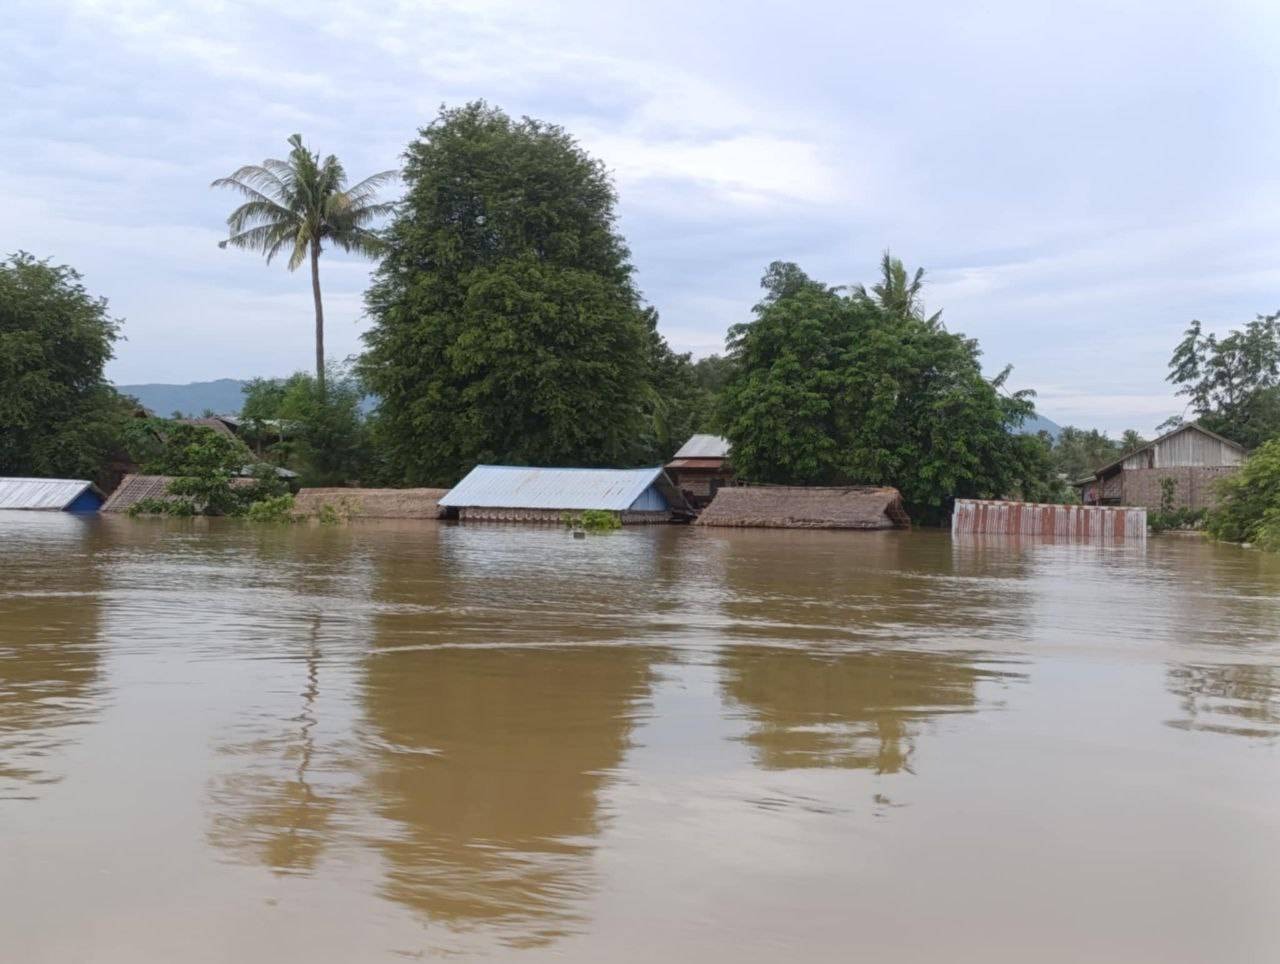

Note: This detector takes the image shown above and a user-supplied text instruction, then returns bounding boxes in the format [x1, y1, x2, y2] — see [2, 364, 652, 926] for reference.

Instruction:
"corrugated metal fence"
[952, 499, 1147, 540]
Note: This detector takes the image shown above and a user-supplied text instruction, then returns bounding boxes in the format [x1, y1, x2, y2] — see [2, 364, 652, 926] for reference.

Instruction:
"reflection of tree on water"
[206, 614, 341, 874]
[1166, 663, 1280, 740]
[0, 518, 106, 800]
[721, 648, 1017, 773]
[360, 645, 653, 948]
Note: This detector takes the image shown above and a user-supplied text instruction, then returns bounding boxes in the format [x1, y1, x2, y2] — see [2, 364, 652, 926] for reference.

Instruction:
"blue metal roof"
[439, 465, 670, 511]
[0, 477, 103, 511]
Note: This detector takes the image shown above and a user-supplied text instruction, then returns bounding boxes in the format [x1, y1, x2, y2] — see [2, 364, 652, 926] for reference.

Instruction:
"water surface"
[2, 514, 1279, 961]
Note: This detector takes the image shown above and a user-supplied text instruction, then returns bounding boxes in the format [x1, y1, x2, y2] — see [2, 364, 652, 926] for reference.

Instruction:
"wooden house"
[664, 435, 733, 509]
[1075, 423, 1245, 510]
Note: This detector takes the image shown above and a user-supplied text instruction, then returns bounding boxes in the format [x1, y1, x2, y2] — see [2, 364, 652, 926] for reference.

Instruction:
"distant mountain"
[116, 378, 251, 416]
[1019, 413, 1062, 439]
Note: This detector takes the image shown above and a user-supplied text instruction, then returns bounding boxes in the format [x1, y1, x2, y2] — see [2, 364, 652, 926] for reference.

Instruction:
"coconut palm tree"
[212, 134, 395, 390]
[852, 251, 943, 327]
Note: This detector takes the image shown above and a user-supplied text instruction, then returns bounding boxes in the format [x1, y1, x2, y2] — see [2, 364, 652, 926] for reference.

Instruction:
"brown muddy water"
[2, 513, 1279, 962]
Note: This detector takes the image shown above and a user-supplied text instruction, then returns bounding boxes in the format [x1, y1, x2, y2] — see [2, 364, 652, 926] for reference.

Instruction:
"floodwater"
[2, 514, 1279, 963]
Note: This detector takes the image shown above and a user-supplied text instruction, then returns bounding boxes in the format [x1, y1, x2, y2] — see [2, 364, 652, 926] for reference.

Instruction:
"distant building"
[1075, 423, 1245, 510]
[176, 415, 240, 439]
[438, 465, 689, 524]
[0, 478, 105, 512]
[665, 434, 734, 509]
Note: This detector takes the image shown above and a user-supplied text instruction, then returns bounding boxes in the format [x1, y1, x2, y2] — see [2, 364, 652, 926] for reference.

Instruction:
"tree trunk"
[310, 240, 325, 393]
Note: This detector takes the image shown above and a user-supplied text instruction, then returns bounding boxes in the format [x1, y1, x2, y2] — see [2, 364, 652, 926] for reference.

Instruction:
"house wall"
[65, 488, 104, 513]
[1119, 466, 1239, 511]
[627, 484, 670, 512]
[1122, 428, 1244, 470]
[456, 507, 671, 525]
[668, 468, 733, 501]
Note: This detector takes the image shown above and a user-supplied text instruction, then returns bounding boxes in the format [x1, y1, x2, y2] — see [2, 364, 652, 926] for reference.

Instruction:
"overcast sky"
[5, 1, 1280, 432]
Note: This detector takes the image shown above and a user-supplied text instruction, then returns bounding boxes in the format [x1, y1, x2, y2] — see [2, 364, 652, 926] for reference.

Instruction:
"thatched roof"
[292, 487, 449, 520]
[101, 473, 256, 512]
[695, 485, 910, 529]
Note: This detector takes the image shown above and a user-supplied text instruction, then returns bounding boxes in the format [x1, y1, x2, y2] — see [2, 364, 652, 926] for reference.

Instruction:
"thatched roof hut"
[695, 485, 910, 530]
[292, 487, 449, 520]
[101, 473, 257, 513]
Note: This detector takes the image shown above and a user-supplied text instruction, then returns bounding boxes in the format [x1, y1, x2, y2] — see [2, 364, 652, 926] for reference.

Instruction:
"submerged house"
[439, 465, 689, 524]
[696, 485, 910, 530]
[292, 487, 449, 520]
[1075, 423, 1245, 510]
[0, 478, 105, 512]
[665, 435, 734, 510]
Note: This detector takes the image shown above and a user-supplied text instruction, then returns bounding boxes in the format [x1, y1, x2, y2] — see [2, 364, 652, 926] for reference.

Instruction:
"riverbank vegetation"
[717, 259, 1061, 522]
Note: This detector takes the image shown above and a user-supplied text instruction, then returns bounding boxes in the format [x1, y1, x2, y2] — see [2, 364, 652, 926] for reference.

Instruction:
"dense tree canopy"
[240, 365, 371, 485]
[1206, 438, 1280, 549]
[1168, 313, 1280, 449]
[0, 253, 131, 481]
[719, 259, 1059, 520]
[1049, 426, 1148, 480]
[360, 102, 662, 485]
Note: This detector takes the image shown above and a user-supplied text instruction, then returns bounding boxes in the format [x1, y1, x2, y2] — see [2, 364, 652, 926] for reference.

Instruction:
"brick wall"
[1119, 466, 1239, 511]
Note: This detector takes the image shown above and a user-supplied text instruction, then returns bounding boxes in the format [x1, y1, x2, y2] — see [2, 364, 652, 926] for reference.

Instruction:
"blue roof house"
[438, 466, 689, 524]
[0, 478, 106, 512]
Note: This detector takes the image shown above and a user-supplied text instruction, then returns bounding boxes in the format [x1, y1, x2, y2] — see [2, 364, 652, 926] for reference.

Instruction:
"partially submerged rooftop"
[695, 485, 910, 530]
[0, 478, 104, 512]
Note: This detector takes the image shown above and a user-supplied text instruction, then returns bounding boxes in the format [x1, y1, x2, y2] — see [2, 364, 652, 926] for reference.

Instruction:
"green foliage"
[129, 424, 284, 517]
[1205, 438, 1280, 546]
[212, 134, 395, 385]
[240, 365, 370, 484]
[360, 102, 658, 485]
[719, 259, 1062, 521]
[245, 494, 296, 523]
[1168, 314, 1280, 448]
[1051, 427, 1125, 480]
[564, 509, 622, 531]
[639, 309, 720, 462]
[0, 252, 134, 481]
[127, 496, 195, 518]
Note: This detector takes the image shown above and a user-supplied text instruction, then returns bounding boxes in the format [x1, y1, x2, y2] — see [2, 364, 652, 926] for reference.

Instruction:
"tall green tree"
[1167, 313, 1280, 448]
[720, 260, 1059, 520]
[0, 253, 131, 481]
[212, 134, 395, 390]
[360, 102, 655, 484]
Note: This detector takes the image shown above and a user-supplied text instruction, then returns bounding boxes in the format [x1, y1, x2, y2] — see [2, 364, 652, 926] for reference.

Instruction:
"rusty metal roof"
[439, 465, 674, 511]
[0, 477, 100, 510]
[672, 435, 730, 459]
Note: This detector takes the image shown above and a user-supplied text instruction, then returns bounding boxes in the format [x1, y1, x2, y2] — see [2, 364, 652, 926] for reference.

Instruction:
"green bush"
[245, 494, 296, 523]
[564, 509, 621, 532]
[1205, 438, 1280, 546]
[127, 496, 195, 518]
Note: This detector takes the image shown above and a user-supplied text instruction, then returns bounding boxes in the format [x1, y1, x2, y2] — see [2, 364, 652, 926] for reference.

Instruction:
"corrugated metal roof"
[439, 465, 669, 511]
[0, 477, 98, 510]
[672, 434, 730, 459]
